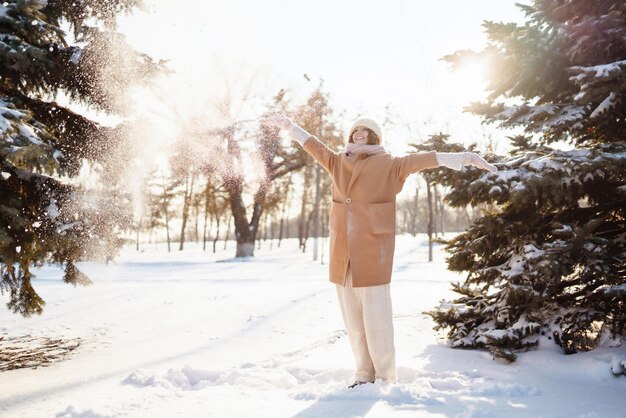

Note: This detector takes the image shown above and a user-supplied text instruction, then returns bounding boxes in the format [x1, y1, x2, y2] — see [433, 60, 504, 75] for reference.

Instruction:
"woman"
[267, 114, 497, 388]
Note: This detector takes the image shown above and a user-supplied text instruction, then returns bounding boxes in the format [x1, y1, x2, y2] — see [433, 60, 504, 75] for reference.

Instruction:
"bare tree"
[202, 174, 230, 253]
[298, 165, 313, 252]
[426, 179, 434, 262]
[152, 172, 178, 252]
[277, 174, 293, 247]
[218, 120, 306, 257]
[178, 173, 196, 251]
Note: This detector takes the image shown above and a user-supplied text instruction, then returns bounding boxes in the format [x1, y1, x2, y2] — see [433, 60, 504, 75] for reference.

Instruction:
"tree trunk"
[277, 177, 291, 248]
[298, 168, 312, 250]
[179, 174, 195, 251]
[165, 210, 171, 253]
[320, 204, 328, 265]
[427, 180, 434, 262]
[270, 216, 275, 251]
[231, 193, 255, 257]
[212, 216, 220, 253]
[225, 175, 268, 257]
[278, 212, 286, 248]
[258, 211, 266, 251]
[223, 215, 231, 251]
[135, 215, 143, 251]
[433, 184, 439, 238]
[193, 201, 200, 243]
[302, 209, 314, 253]
[411, 187, 419, 237]
[438, 191, 445, 236]
[312, 165, 321, 261]
[203, 212, 211, 251]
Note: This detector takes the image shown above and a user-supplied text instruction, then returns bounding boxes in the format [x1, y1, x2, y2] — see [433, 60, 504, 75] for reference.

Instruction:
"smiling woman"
[265, 113, 496, 387]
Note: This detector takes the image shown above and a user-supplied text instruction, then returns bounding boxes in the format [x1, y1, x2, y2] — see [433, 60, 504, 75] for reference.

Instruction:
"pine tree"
[0, 0, 163, 315]
[428, 0, 626, 361]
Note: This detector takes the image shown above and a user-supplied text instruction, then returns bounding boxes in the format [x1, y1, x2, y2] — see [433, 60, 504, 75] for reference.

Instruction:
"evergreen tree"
[0, 0, 163, 315]
[428, 0, 626, 360]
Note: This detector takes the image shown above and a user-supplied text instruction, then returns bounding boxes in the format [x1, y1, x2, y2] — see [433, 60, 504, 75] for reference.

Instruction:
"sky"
[117, 0, 528, 156]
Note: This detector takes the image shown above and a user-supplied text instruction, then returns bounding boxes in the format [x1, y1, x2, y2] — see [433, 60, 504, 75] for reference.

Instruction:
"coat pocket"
[367, 201, 395, 235]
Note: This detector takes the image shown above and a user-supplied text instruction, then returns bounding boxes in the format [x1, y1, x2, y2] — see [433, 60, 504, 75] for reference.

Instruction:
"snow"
[590, 92, 618, 118]
[603, 150, 626, 160]
[589, 60, 626, 79]
[1, 235, 625, 417]
[18, 124, 42, 145]
[47, 198, 59, 219]
[611, 356, 626, 375]
[488, 185, 502, 195]
[70, 50, 83, 65]
[0, 114, 9, 134]
[518, 104, 559, 124]
[570, 60, 626, 83]
[1, 171, 10, 179]
[526, 156, 563, 171]
[500, 254, 526, 278]
[0, 101, 16, 134]
[523, 244, 544, 260]
[57, 222, 77, 234]
[492, 169, 519, 182]
[554, 224, 572, 233]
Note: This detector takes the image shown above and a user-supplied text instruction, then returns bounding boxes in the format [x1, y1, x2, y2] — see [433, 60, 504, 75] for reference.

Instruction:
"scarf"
[344, 142, 388, 159]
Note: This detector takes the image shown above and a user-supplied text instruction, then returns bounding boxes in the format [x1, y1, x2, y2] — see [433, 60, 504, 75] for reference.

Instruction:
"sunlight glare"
[445, 54, 489, 105]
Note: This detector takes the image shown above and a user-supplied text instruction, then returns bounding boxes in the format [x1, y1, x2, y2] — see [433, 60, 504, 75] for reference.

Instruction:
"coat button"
[346, 197, 352, 203]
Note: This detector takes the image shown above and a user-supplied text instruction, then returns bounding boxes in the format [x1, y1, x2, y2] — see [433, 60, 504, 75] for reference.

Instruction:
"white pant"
[336, 263, 397, 383]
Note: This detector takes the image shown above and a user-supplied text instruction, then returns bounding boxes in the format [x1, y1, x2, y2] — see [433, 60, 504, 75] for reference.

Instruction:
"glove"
[436, 152, 498, 173]
[263, 114, 294, 130]
[262, 114, 311, 145]
[463, 152, 498, 173]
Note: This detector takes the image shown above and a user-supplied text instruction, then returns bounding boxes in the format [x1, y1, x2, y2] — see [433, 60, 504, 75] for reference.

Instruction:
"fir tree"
[427, 0, 626, 360]
[0, 0, 163, 315]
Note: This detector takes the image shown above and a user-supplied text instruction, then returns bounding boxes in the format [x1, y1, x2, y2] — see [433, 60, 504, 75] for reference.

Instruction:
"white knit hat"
[347, 117, 383, 144]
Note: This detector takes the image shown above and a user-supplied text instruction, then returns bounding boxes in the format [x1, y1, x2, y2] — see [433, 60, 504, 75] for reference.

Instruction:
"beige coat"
[303, 137, 439, 287]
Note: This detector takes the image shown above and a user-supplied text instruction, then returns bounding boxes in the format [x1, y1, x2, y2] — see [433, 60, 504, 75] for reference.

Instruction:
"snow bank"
[0, 237, 624, 418]
[57, 406, 113, 418]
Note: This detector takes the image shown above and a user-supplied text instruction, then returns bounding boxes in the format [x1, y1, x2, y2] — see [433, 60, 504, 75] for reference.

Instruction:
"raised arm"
[264, 115, 338, 172]
[394, 151, 439, 181]
[395, 151, 498, 186]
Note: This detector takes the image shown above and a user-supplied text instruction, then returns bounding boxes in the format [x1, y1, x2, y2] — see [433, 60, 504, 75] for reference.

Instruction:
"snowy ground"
[1, 235, 625, 418]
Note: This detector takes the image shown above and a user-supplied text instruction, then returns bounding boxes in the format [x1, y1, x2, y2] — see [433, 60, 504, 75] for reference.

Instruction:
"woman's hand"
[262, 114, 294, 130]
[463, 152, 498, 173]
[261, 114, 312, 146]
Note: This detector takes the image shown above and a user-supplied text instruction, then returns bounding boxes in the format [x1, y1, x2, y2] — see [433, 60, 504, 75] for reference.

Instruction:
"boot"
[348, 380, 374, 389]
